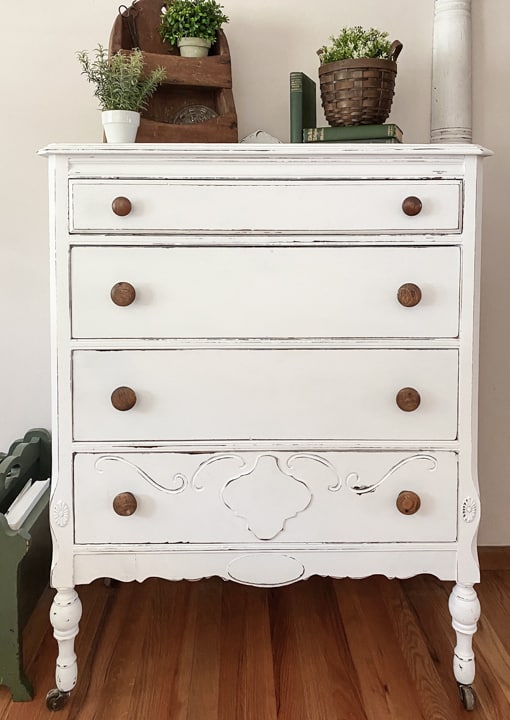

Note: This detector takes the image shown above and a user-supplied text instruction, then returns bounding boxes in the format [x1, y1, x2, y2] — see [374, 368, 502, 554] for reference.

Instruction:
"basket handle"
[390, 40, 403, 62]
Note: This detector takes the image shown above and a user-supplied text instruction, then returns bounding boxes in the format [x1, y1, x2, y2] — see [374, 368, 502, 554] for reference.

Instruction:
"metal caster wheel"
[458, 684, 475, 711]
[46, 688, 70, 711]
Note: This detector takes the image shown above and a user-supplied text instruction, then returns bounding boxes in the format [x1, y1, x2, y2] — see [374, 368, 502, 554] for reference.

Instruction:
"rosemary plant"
[77, 45, 166, 112]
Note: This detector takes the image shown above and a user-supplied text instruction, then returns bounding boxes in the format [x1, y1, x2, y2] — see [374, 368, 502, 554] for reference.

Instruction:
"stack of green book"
[303, 124, 403, 144]
[289, 71, 403, 144]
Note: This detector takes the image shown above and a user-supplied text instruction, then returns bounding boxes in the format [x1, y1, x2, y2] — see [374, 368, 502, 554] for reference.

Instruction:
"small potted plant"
[317, 26, 402, 127]
[77, 45, 166, 142]
[160, 0, 229, 57]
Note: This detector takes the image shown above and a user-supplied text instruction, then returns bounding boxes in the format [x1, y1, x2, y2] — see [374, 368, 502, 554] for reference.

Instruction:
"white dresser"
[41, 143, 488, 711]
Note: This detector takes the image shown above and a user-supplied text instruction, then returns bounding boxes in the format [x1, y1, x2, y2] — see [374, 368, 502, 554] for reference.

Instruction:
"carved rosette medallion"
[462, 497, 477, 523]
[52, 500, 70, 528]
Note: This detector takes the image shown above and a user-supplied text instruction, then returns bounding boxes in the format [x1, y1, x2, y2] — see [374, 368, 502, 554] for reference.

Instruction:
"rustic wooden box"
[109, 0, 237, 142]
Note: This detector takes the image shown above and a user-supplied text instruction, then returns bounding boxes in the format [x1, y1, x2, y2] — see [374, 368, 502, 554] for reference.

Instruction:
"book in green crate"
[289, 72, 317, 143]
[303, 124, 403, 143]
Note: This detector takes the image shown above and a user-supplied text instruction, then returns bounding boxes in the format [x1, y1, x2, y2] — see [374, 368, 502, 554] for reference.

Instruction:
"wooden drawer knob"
[113, 492, 137, 516]
[111, 281, 136, 307]
[396, 387, 421, 412]
[397, 283, 422, 307]
[402, 196, 423, 216]
[111, 386, 137, 411]
[396, 490, 421, 515]
[112, 196, 132, 216]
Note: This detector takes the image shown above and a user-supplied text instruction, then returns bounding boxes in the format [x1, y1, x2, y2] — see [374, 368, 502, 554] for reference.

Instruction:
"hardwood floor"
[1, 559, 510, 719]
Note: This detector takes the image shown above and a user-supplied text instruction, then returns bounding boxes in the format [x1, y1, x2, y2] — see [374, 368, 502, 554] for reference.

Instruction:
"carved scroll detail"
[92, 452, 442, 535]
[190, 452, 340, 541]
[191, 454, 247, 491]
[285, 453, 342, 492]
[346, 454, 438, 495]
[95, 456, 188, 493]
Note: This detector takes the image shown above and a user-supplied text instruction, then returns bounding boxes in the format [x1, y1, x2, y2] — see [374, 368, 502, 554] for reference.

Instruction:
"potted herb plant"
[77, 45, 166, 142]
[160, 0, 229, 57]
[317, 26, 402, 126]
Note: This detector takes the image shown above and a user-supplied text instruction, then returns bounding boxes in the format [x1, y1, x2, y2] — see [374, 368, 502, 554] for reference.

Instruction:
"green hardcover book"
[322, 137, 401, 144]
[290, 72, 317, 143]
[303, 123, 403, 143]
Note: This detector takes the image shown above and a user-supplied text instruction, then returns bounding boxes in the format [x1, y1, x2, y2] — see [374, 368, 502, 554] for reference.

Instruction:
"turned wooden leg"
[449, 583, 480, 710]
[46, 588, 82, 710]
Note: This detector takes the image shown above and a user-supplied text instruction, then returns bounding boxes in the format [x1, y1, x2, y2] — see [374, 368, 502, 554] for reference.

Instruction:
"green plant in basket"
[318, 26, 393, 65]
[77, 45, 166, 112]
[160, 0, 229, 46]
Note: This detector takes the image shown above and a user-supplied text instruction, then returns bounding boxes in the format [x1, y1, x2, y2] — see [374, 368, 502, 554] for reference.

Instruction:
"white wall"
[0, 0, 507, 544]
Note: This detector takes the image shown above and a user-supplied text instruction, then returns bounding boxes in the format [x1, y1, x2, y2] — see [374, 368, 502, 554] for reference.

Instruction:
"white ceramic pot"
[177, 37, 212, 58]
[102, 110, 140, 143]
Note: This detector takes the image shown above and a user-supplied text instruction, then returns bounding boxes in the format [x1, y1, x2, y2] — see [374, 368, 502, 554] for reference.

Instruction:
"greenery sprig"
[160, 0, 229, 46]
[77, 45, 166, 112]
[319, 26, 392, 65]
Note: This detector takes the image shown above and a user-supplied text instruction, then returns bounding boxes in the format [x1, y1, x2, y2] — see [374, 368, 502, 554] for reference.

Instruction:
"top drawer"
[69, 179, 462, 235]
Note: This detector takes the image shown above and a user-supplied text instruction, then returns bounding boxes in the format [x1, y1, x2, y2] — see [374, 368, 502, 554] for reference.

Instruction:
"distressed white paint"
[71, 246, 461, 339]
[49, 589, 82, 693]
[70, 178, 462, 234]
[41, 143, 488, 698]
[449, 583, 480, 685]
[431, 0, 473, 142]
[72, 349, 459, 442]
[73, 451, 458, 544]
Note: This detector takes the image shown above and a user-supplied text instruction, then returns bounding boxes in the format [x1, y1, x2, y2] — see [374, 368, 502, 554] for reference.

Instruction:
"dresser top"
[39, 143, 491, 158]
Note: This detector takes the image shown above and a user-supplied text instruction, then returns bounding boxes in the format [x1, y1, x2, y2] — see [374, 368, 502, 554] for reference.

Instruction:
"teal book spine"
[290, 72, 317, 143]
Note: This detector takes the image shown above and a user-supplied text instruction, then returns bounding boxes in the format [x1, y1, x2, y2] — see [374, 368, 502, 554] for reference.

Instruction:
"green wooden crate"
[0, 429, 51, 701]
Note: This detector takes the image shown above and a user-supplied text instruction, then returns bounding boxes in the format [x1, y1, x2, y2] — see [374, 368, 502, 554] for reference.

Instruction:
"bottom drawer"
[73, 451, 458, 544]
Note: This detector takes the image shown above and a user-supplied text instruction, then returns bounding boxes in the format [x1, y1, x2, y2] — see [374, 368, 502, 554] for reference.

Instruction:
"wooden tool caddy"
[109, 0, 238, 142]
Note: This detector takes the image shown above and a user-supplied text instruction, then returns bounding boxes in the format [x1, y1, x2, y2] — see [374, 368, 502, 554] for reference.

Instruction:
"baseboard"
[479, 546, 510, 571]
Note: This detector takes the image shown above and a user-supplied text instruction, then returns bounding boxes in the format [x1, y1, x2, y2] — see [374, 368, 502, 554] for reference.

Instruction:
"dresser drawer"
[71, 246, 460, 339]
[69, 179, 462, 235]
[72, 349, 458, 441]
[73, 450, 458, 544]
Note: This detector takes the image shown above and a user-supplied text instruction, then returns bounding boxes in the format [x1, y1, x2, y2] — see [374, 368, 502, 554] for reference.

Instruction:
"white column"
[431, 0, 472, 142]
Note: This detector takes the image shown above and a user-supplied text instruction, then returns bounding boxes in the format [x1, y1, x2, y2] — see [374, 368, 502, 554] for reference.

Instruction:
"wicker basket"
[318, 40, 402, 127]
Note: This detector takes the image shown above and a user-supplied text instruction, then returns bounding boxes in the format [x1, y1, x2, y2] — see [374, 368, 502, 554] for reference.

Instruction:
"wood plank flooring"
[1, 561, 510, 719]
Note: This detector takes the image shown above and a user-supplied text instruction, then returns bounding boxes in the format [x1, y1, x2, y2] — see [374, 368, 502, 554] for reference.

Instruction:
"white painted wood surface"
[73, 451, 458, 544]
[70, 179, 462, 234]
[41, 144, 488, 700]
[72, 349, 459, 441]
[72, 548, 460, 586]
[431, 0, 473, 142]
[71, 246, 461, 339]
